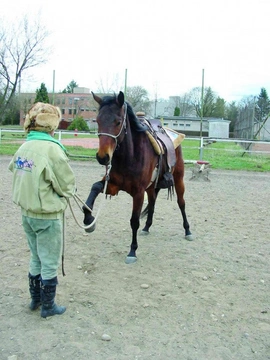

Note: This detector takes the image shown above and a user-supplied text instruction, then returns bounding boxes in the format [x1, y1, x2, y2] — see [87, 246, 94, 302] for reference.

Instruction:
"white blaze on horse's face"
[96, 134, 115, 165]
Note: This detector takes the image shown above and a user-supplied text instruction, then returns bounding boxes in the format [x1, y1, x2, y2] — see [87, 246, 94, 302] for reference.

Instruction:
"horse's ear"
[92, 92, 102, 105]
[116, 91, 125, 108]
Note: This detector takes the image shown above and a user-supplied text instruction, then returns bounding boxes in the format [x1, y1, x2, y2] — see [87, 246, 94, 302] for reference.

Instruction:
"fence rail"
[1, 129, 270, 160]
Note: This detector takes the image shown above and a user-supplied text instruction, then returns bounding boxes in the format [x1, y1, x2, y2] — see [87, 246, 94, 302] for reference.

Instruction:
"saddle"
[136, 112, 185, 189]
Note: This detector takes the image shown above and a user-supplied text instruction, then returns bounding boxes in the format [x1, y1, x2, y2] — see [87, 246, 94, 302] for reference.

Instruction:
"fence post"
[58, 131, 62, 142]
[199, 137, 204, 160]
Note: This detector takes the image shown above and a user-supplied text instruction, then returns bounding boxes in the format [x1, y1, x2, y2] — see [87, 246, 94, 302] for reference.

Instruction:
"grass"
[0, 126, 98, 160]
[0, 126, 97, 139]
[65, 146, 97, 159]
[1, 129, 270, 171]
[0, 139, 97, 160]
[182, 139, 270, 172]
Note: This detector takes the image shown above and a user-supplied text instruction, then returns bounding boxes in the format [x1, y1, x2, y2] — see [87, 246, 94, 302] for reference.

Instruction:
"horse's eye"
[116, 121, 121, 126]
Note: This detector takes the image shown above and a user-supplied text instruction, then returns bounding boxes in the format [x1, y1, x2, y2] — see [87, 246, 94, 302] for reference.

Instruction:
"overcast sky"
[2, 0, 270, 102]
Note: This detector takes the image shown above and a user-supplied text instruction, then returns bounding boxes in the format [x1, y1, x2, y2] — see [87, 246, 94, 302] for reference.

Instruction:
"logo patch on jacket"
[14, 157, 35, 172]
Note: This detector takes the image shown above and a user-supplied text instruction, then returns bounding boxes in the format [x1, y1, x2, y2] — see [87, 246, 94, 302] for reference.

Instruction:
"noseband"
[97, 102, 127, 145]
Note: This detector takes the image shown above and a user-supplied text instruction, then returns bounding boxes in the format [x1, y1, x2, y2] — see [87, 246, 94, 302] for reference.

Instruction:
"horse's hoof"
[84, 223, 96, 233]
[140, 230, 149, 236]
[125, 256, 137, 264]
[185, 234, 194, 241]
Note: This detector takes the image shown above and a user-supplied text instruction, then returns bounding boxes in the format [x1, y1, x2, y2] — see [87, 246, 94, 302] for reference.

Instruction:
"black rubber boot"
[40, 277, 66, 318]
[28, 273, 41, 310]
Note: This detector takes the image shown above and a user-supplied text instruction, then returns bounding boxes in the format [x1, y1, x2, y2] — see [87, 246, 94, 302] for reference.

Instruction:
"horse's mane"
[126, 103, 137, 123]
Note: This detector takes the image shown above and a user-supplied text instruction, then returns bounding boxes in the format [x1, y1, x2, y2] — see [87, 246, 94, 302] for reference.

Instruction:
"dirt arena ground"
[1, 155, 269, 360]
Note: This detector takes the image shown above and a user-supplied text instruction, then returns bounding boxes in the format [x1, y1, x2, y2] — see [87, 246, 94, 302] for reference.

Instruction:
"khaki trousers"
[22, 215, 63, 280]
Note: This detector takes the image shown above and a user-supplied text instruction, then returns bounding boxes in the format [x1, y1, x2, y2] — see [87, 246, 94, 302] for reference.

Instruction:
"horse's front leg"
[125, 192, 144, 264]
[83, 180, 105, 232]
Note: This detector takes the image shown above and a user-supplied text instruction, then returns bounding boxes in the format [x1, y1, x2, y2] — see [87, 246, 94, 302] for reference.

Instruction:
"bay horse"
[83, 91, 193, 264]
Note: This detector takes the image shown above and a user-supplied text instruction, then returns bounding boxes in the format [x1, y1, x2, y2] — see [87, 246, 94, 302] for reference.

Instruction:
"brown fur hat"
[24, 102, 61, 133]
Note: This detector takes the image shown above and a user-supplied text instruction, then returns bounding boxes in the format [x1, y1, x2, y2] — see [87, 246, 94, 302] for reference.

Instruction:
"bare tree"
[126, 86, 151, 114]
[94, 82, 151, 115]
[187, 86, 217, 117]
[170, 94, 195, 116]
[95, 73, 121, 95]
[0, 15, 51, 123]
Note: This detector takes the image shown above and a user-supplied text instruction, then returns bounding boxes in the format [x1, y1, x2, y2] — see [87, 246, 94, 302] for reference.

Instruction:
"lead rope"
[67, 164, 111, 230]
[61, 165, 112, 276]
[62, 212, 66, 276]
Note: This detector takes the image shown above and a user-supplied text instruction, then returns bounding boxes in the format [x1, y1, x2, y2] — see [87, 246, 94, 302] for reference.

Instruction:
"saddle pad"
[146, 127, 185, 156]
[163, 127, 185, 149]
[146, 131, 164, 155]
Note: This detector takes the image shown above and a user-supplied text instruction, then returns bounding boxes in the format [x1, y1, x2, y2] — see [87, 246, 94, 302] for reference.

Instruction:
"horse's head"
[93, 91, 127, 166]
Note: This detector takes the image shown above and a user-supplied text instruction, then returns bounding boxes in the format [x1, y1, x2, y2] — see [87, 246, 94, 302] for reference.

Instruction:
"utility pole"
[124, 69, 127, 97]
[200, 69, 204, 137]
[52, 70, 55, 105]
[199, 69, 204, 160]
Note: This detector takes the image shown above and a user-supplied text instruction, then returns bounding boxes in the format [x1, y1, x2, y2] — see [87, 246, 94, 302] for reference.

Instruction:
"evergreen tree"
[256, 87, 270, 122]
[34, 83, 50, 103]
[174, 106, 180, 116]
[202, 87, 216, 117]
[62, 80, 79, 93]
[212, 97, 226, 118]
[226, 101, 238, 133]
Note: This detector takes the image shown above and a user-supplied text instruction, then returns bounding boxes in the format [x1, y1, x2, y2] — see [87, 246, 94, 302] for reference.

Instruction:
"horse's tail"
[141, 187, 161, 218]
[140, 205, 149, 219]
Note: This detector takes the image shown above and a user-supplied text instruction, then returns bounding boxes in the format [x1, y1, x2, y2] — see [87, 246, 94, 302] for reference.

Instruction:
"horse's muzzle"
[96, 152, 110, 166]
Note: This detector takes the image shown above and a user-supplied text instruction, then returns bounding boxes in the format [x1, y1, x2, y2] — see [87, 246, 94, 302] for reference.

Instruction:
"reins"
[68, 163, 112, 231]
[61, 164, 112, 276]
[62, 101, 127, 275]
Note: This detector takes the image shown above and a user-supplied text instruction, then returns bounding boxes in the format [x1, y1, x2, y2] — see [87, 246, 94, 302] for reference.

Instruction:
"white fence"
[1, 129, 270, 160]
[189, 136, 270, 161]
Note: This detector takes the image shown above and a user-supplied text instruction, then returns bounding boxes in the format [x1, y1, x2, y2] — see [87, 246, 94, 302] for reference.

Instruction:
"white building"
[208, 119, 231, 138]
[158, 116, 231, 138]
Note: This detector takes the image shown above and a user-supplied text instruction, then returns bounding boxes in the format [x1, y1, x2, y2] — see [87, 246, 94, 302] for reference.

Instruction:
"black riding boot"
[40, 277, 66, 318]
[28, 273, 41, 310]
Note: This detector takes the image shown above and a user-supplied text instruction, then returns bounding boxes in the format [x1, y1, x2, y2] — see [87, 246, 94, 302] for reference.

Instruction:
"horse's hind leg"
[174, 175, 193, 241]
[141, 188, 160, 234]
[83, 180, 104, 232]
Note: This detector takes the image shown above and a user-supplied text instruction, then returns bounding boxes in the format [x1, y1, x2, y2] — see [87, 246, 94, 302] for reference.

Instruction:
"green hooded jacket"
[9, 132, 76, 219]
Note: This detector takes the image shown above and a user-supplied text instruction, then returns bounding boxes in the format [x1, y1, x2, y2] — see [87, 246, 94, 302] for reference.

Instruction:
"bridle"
[96, 102, 127, 187]
[97, 102, 127, 146]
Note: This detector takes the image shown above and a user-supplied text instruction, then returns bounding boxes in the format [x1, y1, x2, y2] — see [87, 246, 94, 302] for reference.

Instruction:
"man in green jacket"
[9, 102, 76, 318]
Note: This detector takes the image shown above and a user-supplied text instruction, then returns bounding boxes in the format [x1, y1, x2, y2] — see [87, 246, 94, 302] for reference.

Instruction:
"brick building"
[19, 87, 98, 130]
